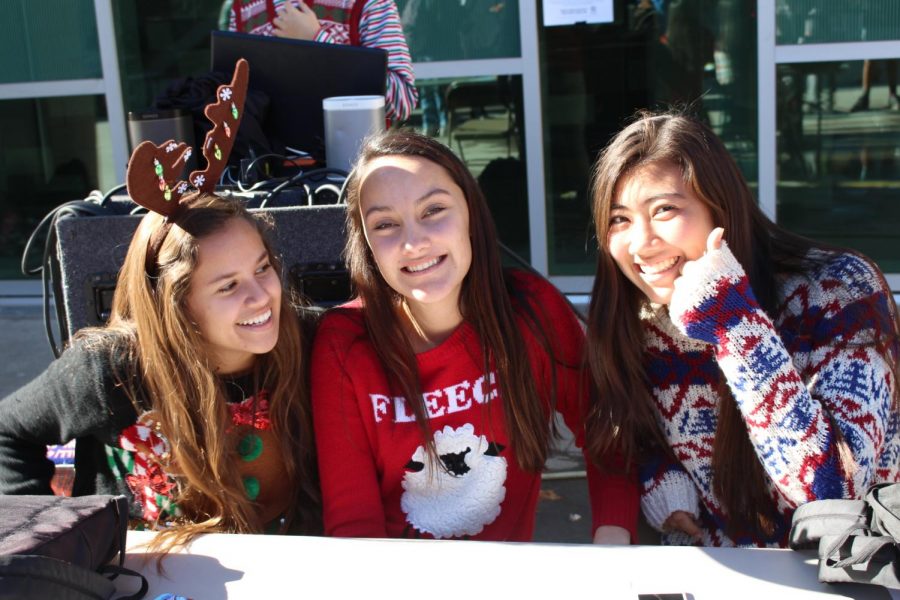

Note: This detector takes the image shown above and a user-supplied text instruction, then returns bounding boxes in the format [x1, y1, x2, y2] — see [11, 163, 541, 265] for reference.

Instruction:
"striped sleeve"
[355, 0, 418, 122]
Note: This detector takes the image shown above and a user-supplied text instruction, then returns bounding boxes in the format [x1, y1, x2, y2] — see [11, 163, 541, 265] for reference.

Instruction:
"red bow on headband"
[125, 58, 250, 217]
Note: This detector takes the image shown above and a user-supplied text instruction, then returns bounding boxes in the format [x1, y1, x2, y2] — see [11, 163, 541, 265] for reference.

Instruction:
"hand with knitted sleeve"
[313, 14, 350, 44]
[639, 453, 700, 533]
[667, 235, 898, 507]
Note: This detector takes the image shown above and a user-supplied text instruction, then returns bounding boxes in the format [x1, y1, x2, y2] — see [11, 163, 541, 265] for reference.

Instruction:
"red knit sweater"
[312, 270, 638, 540]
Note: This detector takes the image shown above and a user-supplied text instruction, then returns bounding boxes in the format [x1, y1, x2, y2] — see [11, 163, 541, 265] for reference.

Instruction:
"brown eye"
[423, 204, 446, 218]
[655, 204, 677, 215]
[375, 222, 394, 230]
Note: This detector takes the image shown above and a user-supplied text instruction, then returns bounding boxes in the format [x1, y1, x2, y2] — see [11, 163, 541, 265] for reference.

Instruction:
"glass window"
[112, 0, 224, 113]
[0, 0, 101, 84]
[0, 96, 113, 278]
[412, 75, 529, 261]
[777, 58, 900, 272]
[776, 0, 900, 45]
[396, 0, 521, 62]
[539, 0, 759, 275]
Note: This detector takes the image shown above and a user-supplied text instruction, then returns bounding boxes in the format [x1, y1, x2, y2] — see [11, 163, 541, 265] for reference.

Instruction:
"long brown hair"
[91, 193, 319, 549]
[342, 130, 558, 472]
[585, 111, 900, 537]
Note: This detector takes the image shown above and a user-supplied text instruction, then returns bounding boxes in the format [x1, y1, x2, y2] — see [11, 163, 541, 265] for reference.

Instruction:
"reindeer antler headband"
[125, 58, 250, 272]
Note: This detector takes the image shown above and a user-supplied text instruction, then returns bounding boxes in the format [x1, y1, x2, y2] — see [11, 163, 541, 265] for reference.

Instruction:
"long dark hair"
[342, 130, 558, 471]
[585, 111, 900, 537]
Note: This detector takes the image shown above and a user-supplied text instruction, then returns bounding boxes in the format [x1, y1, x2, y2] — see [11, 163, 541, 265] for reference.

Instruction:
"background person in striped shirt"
[228, 0, 419, 123]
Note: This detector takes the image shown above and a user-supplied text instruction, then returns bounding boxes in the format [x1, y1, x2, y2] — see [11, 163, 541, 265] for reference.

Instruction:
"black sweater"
[0, 334, 142, 499]
[0, 308, 321, 526]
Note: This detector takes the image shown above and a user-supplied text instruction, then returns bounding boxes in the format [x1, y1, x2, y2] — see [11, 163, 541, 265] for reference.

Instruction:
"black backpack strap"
[793, 484, 900, 588]
[98, 564, 149, 600]
[788, 498, 868, 549]
[817, 532, 900, 587]
[867, 482, 900, 540]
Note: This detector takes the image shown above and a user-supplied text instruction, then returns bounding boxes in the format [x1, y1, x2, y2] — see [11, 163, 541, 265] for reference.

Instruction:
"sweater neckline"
[642, 302, 711, 349]
[414, 320, 477, 365]
[221, 372, 257, 404]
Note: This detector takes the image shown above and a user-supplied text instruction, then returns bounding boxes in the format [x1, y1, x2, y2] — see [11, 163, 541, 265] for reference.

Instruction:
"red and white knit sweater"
[639, 242, 900, 546]
[228, 0, 418, 122]
[312, 270, 638, 540]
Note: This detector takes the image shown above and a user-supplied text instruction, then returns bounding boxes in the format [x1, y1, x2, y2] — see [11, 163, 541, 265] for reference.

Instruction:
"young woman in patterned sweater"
[311, 131, 638, 542]
[0, 194, 321, 549]
[585, 111, 900, 547]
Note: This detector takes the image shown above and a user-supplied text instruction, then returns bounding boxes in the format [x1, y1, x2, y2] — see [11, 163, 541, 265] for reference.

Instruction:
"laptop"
[211, 30, 387, 158]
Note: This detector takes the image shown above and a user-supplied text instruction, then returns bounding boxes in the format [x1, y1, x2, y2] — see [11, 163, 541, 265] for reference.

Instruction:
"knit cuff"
[587, 458, 640, 543]
[315, 23, 348, 45]
[314, 26, 335, 44]
[669, 241, 751, 344]
[641, 470, 700, 532]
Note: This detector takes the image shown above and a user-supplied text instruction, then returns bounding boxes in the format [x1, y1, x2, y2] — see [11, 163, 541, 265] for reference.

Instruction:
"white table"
[117, 531, 898, 599]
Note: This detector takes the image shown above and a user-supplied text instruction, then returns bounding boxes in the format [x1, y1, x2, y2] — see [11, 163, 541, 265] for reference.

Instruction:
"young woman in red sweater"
[311, 130, 638, 541]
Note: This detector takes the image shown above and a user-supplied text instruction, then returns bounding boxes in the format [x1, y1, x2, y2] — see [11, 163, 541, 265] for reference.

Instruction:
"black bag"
[789, 483, 900, 589]
[154, 71, 281, 162]
[0, 495, 147, 599]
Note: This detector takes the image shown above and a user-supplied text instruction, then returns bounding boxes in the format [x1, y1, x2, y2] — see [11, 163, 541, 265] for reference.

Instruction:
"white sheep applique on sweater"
[400, 423, 507, 538]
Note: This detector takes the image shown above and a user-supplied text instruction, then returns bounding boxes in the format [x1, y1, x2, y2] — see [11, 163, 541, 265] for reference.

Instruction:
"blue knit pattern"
[639, 245, 900, 547]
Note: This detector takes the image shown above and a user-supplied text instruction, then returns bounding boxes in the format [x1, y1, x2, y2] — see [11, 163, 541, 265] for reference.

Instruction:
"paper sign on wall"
[542, 0, 614, 27]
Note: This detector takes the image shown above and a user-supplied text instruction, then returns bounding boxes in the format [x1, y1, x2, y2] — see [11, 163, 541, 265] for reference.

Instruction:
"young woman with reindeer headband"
[586, 110, 900, 547]
[311, 130, 638, 542]
[0, 60, 320, 549]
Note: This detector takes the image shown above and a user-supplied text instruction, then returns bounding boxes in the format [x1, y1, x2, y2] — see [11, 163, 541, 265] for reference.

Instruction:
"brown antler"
[125, 141, 193, 217]
[126, 58, 250, 217]
[190, 57, 250, 192]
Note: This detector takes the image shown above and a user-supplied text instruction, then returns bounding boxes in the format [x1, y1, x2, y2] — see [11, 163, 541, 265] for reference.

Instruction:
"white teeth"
[638, 257, 679, 274]
[238, 309, 271, 326]
[406, 257, 440, 273]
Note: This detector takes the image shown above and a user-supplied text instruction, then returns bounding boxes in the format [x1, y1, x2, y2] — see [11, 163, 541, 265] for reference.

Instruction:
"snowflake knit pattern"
[640, 242, 900, 547]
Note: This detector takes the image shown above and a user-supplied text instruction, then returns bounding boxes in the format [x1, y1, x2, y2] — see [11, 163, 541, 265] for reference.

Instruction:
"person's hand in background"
[592, 525, 631, 545]
[663, 510, 702, 542]
[273, 1, 321, 40]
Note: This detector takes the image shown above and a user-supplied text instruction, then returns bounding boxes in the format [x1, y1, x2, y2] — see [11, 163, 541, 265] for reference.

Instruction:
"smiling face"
[184, 217, 282, 374]
[358, 154, 472, 326]
[607, 161, 715, 305]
